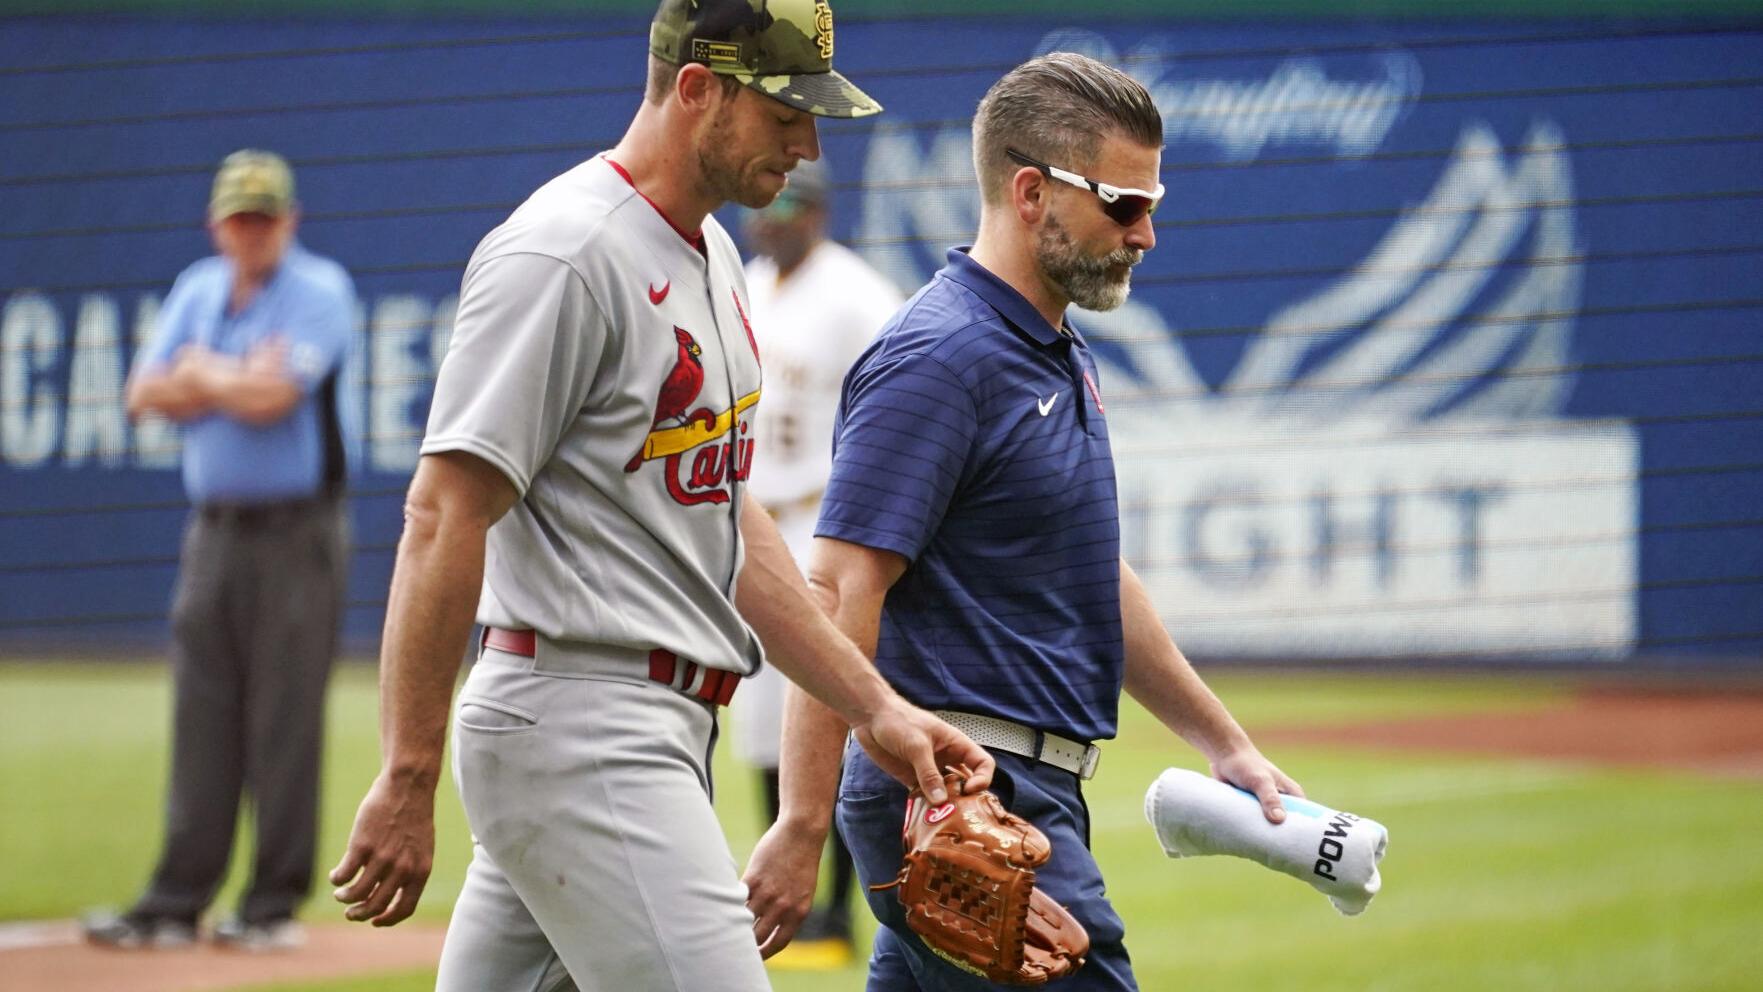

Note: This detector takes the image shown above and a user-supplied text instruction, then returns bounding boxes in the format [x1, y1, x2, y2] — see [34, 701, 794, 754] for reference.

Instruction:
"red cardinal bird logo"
[626, 327, 717, 472]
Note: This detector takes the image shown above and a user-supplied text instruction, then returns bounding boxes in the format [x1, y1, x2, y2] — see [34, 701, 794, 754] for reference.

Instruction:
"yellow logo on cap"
[814, 1, 833, 60]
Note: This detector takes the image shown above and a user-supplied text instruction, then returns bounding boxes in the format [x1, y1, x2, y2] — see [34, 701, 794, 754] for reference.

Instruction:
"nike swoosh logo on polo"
[649, 281, 670, 305]
[1037, 392, 1059, 416]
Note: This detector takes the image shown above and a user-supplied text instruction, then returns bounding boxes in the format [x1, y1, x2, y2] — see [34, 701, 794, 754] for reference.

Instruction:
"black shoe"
[81, 909, 197, 949]
[212, 915, 306, 952]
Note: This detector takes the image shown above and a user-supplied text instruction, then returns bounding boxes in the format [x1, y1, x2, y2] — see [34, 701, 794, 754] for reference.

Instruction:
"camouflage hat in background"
[209, 149, 295, 222]
[650, 0, 881, 118]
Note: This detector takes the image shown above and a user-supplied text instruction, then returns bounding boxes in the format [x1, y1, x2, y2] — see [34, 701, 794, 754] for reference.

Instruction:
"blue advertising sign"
[1, 16, 1758, 659]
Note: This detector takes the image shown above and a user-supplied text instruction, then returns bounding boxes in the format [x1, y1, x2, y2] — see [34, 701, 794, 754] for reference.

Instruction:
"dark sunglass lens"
[1103, 195, 1154, 226]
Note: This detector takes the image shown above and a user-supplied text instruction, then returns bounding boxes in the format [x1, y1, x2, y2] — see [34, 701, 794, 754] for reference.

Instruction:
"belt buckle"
[1077, 744, 1101, 780]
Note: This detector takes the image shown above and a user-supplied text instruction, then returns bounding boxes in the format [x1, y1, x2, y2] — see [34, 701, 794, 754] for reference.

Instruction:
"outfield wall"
[1, 13, 1759, 661]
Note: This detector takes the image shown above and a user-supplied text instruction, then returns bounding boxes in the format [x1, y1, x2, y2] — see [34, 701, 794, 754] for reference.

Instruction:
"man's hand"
[742, 819, 825, 958]
[1209, 745, 1304, 824]
[852, 699, 994, 804]
[328, 772, 438, 927]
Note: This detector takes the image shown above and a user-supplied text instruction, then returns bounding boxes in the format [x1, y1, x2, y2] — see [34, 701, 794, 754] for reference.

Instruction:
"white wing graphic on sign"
[1224, 121, 1581, 425]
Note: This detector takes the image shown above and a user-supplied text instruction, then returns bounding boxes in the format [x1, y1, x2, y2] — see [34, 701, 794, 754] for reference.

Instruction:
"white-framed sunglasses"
[1006, 147, 1165, 226]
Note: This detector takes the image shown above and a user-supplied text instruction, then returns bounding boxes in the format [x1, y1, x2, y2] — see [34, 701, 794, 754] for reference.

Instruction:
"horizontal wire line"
[1638, 629, 1763, 648]
[17, 349, 1763, 421]
[8, 431, 1762, 484]
[9, 131, 1762, 243]
[1111, 353, 1763, 405]
[1130, 521, 1763, 571]
[1112, 412, 1763, 464]
[0, 82, 642, 134]
[1112, 422, 1756, 462]
[4, 459, 1760, 523]
[5, 575, 1759, 632]
[820, 74, 1763, 139]
[1134, 242, 1763, 289]
[857, 188, 1763, 253]
[6, 71, 1761, 186]
[1151, 575, 1763, 626]
[7, 516, 1757, 579]
[13, 222, 1763, 299]
[1103, 294, 1763, 346]
[860, 131, 1763, 195]
[8, 69, 1763, 153]
[0, 28, 646, 78]
[4, 22, 1754, 80]
[1117, 462, 1763, 515]
[0, 201, 516, 243]
[16, 338, 1763, 409]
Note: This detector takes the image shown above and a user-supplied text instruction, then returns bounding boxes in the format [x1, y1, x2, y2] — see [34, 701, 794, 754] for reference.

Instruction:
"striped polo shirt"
[817, 247, 1124, 743]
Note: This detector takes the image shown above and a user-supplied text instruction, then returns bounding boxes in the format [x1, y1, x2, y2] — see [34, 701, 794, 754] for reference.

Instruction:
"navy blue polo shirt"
[817, 247, 1124, 743]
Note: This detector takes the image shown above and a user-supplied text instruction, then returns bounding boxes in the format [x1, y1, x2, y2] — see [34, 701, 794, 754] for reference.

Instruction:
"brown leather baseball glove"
[871, 765, 1089, 985]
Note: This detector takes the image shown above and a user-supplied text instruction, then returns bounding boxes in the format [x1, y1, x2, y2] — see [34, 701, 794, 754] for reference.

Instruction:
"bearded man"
[741, 53, 1304, 991]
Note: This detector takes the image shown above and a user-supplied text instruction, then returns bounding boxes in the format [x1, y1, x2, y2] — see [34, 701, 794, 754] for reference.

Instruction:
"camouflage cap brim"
[738, 67, 881, 119]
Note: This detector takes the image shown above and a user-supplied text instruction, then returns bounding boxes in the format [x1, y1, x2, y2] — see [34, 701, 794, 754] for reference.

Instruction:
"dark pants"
[838, 740, 1137, 991]
[133, 498, 347, 925]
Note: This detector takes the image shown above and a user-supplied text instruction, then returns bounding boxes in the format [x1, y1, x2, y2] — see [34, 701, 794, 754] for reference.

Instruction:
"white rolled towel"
[1143, 767, 1388, 916]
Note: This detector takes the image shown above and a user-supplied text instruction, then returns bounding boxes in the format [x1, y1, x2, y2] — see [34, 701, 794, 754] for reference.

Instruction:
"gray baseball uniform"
[424, 154, 770, 992]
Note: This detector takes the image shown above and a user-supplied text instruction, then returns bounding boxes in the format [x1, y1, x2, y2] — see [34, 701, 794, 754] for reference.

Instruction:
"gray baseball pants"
[436, 643, 770, 992]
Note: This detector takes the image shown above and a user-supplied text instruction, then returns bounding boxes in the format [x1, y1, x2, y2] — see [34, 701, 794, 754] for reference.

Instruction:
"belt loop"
[648, 648, 677, 685]
[1031, 728, 1046, 761]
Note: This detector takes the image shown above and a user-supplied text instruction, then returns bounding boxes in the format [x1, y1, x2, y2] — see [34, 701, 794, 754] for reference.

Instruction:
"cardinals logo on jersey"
[625, 326, 759, 506]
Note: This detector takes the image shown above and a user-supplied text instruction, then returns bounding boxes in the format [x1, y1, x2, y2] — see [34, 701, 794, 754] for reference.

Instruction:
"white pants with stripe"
[436, 648, 770, 992]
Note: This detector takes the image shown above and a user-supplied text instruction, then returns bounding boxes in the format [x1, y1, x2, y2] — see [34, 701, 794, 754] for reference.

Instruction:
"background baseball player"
[742, 54, 1303, 989]
[734, 155, 904, 967]
[325, 3, 991, 991]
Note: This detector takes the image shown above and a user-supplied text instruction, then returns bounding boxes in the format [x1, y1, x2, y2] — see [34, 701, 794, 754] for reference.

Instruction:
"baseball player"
[326, 3, 992, 991]
[734, 156, 904, 963]
[742, 54, 1304, 989]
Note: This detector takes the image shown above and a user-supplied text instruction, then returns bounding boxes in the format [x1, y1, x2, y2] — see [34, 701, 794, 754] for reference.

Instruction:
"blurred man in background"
[735, 157, 903, 968]
[84, 149, 356, 952]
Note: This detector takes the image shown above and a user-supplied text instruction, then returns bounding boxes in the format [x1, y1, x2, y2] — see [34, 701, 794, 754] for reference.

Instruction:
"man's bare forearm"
[772, 535, 900, 833]
[125, 369, 210, 422]
[773, 688, 849, 839]
[186, 355, 302, 425]
[377, 481, 494, 787]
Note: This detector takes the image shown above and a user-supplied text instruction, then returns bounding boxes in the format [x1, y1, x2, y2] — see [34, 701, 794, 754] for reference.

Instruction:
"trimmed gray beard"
[1035, 212, 1142, 312]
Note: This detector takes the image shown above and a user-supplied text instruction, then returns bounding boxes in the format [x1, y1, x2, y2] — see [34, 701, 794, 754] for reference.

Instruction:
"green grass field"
[4, 660, 1761, 991]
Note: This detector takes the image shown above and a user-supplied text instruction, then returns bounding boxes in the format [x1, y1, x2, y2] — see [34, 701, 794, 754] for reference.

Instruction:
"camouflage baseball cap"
[650, 0, 881, 119]
[209, 149, 295, 221]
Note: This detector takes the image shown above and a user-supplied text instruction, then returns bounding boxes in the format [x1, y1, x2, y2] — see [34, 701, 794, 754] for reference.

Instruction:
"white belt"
[934, 710, 1101, 780]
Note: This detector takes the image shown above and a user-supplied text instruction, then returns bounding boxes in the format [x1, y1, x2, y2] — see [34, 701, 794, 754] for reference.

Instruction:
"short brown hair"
[972, 53, 1162, 205]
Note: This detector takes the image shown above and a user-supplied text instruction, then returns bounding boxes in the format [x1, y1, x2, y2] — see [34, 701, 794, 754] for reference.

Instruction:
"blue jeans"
[837, 739, 1137, 991]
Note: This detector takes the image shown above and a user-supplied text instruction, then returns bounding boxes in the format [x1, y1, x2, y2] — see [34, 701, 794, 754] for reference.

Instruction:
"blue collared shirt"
[817, 248, 1124, 743]
[137, 243, 356, 503]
